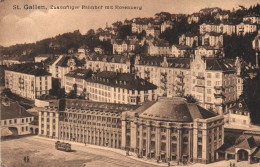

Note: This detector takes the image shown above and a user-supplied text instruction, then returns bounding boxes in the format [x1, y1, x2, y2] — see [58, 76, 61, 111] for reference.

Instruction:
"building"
[252, 30, 260, 50]
[131, 20, 151, 33]
[64, 69, 92, 96]
[216, 135, 260, 164]
[94, 46, 104, 54]
[243, 15, 260, 24]
[179, 33, 200, 47]
[47, 55, 84, 88]
[201, 32, 223, 47]
[147, 40, 171, 55]
[134, 56, 191, 97]
[85, 71, 158, 105]
[35, 54, 51, 63]
[200, 23, 237, 36]
[187, 13, 200, 24]
[225, 98, 251, 127]
[190, 54, 237, 114]
[161, 21, 173, 33]
[236, 22, 258, 36]
[171, 45, 192, 57]
[146, 27, 161, 38]
[1, 98, 35, 136]
[5, 64, 52, 100]
[121, 97, 224, 164]
[113, 40, 139, 54]
[194, 46, 222, 58]
[38, 98, 138, 146]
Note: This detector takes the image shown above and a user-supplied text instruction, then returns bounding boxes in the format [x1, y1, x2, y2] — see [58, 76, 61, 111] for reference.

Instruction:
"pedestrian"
[27, 156, 29, 163]
[230, 162, 232, 167]
[168, 161, 170, 167]
[24, 156, 26, 162]
[233, 163, 235, 167]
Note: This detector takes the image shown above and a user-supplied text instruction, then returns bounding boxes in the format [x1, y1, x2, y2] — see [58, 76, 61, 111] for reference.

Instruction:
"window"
[207, 81, 211, 86]
[207, 89, 211, 94]
[215, 73, 220, 78]
[207, 97, 211, 102]
[9, 120, 12, 124]
[207, 73, 211, 78]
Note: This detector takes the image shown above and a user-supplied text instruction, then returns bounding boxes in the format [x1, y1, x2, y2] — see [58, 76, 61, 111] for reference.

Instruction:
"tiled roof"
[64, 99, 139, 113]
[137, 56, 164, 66]
[87, 54, 130, 64]
[172, 45, 192, 50]
[205, 58, 235, 71]
[86, 71, 157, 91]
[7, 63, 51, 76]
[138, 97, 217, 122]
[168, 58, 190, 69]
[235, 136, 257, 150]
[56, 56, 83, 67]
[1, 100, 32, 120]
[65, 69, 92, 80]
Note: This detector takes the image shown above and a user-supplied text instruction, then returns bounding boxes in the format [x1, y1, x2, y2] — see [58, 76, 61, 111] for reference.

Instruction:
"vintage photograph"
[0, 0, 260, 166]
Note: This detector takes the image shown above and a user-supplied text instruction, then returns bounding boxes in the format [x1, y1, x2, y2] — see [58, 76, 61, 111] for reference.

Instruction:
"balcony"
[196, 76, 205, 80]
[214, 93, 225, 99]
[214, 86, 224, 90]
[195, 84, 205, 88]
[177, 81, 184, 86]
[177, 74, 184, 78]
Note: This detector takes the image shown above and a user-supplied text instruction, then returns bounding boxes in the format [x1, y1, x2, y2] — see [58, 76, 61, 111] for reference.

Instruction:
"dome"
[138, 97, 217, 122]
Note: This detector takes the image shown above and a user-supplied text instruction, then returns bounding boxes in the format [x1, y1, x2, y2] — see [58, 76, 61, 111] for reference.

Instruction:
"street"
[1, 136, 259, 167]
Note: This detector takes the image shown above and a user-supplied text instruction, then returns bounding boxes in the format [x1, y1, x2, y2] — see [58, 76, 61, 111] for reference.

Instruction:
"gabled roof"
[7, 63, 51, 76]
[205, 58, 235, 71]
[86, 71, 157, 91]
[235, 136, 257, 150]
[65, 69, 92, 80]
[1, 100, 32, 120]
[56, 56, 83, 67]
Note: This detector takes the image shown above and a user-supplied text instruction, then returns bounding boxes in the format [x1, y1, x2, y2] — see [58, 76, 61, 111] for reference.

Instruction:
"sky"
[0, 0, 258, 47]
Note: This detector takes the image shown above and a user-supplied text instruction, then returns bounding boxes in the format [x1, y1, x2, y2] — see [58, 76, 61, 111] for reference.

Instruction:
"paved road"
[1, 136, 158, 167]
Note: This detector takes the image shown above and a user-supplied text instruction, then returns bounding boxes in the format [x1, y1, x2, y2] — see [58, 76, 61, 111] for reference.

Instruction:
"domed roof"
[138, 97, 217, 122]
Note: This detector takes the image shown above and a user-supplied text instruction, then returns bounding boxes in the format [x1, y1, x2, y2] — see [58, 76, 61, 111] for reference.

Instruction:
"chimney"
[256, 52, 259, 69]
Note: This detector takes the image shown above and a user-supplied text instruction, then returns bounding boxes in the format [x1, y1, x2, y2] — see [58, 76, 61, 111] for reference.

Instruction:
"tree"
[184, 94, 197, 103]
[67, 90, 77, 99]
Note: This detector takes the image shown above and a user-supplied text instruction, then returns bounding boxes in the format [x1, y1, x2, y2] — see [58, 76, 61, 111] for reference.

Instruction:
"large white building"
[5, 64, 52, 100]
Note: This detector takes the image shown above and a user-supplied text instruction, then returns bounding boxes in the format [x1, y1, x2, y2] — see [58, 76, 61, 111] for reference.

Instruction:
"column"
[113, 131, 116, 148]
[101, 129, 104, 146]
[69, 125, 71, 140]
[117, 131, 120, 148]
[38, 111, 42, 135]
[55, 113, 59, 139]
[130, 122, 137, 151]
[202, 127, 208, 163]
[44, 112, 47, 136]
[177, 128, 182, 162]
[188, 128, 192, 162]
[166, 127, 171, 161]
[155, 124, 161, 159]
[121, 120, 127, 149]
[79, 126, 82, 143]
[146, 126, 151, 157]
[50, 113, 53, 138]
[86, 127, 89, 143]
[139, 124, 143, 155]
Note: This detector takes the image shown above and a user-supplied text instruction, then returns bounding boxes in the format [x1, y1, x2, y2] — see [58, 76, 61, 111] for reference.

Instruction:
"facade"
[194, 46, 222, 58]
[134, 56, 191, 97]
[48, 55, 83, 88]
[171, 45, 192, 57]
[1, 99, 34, 136]
[236, 22, 258, 36]
[200, 23, 237, 35]
[147, 40, 171, 55]
[243, 15, 260, 24]
[252, 30, 260, 50]
[113, 40, 138, 54]
[190, 54, 237, 114]
[85, 54, 132, 73]
[201, 33, 223, 47]
[5, 64, 52, 100]
[161, 21, 173, 33]
[121, 97, 224, 164]
[38, 99, 138, 147]
[64, 69, 92, 96]
[179, 33, 199, 47]
[85, 71, 158, 105]
[187, 13, 200, 24]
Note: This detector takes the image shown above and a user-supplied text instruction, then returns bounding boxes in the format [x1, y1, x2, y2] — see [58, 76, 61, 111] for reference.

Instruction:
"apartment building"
[243, 15, 260, 24]
[113, 40, 139, 54]
[190, 54, 237, 114]
[147, 40, 171, 55]
[134, 56, 191, 97]
[236, 22, 258, 36]
[47, 55, 84, 88]
[64, 69, 92, 96]
[171, 45, 192, 57]
[122, 97, 224, 164]
[201, 32, 223, 47]
[179, 33, 200, 47]
[85, 54, 132, 73]
[5, 64, 52, 100]
[85, 71, 157, 105]
[195, 46, 222, 58]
